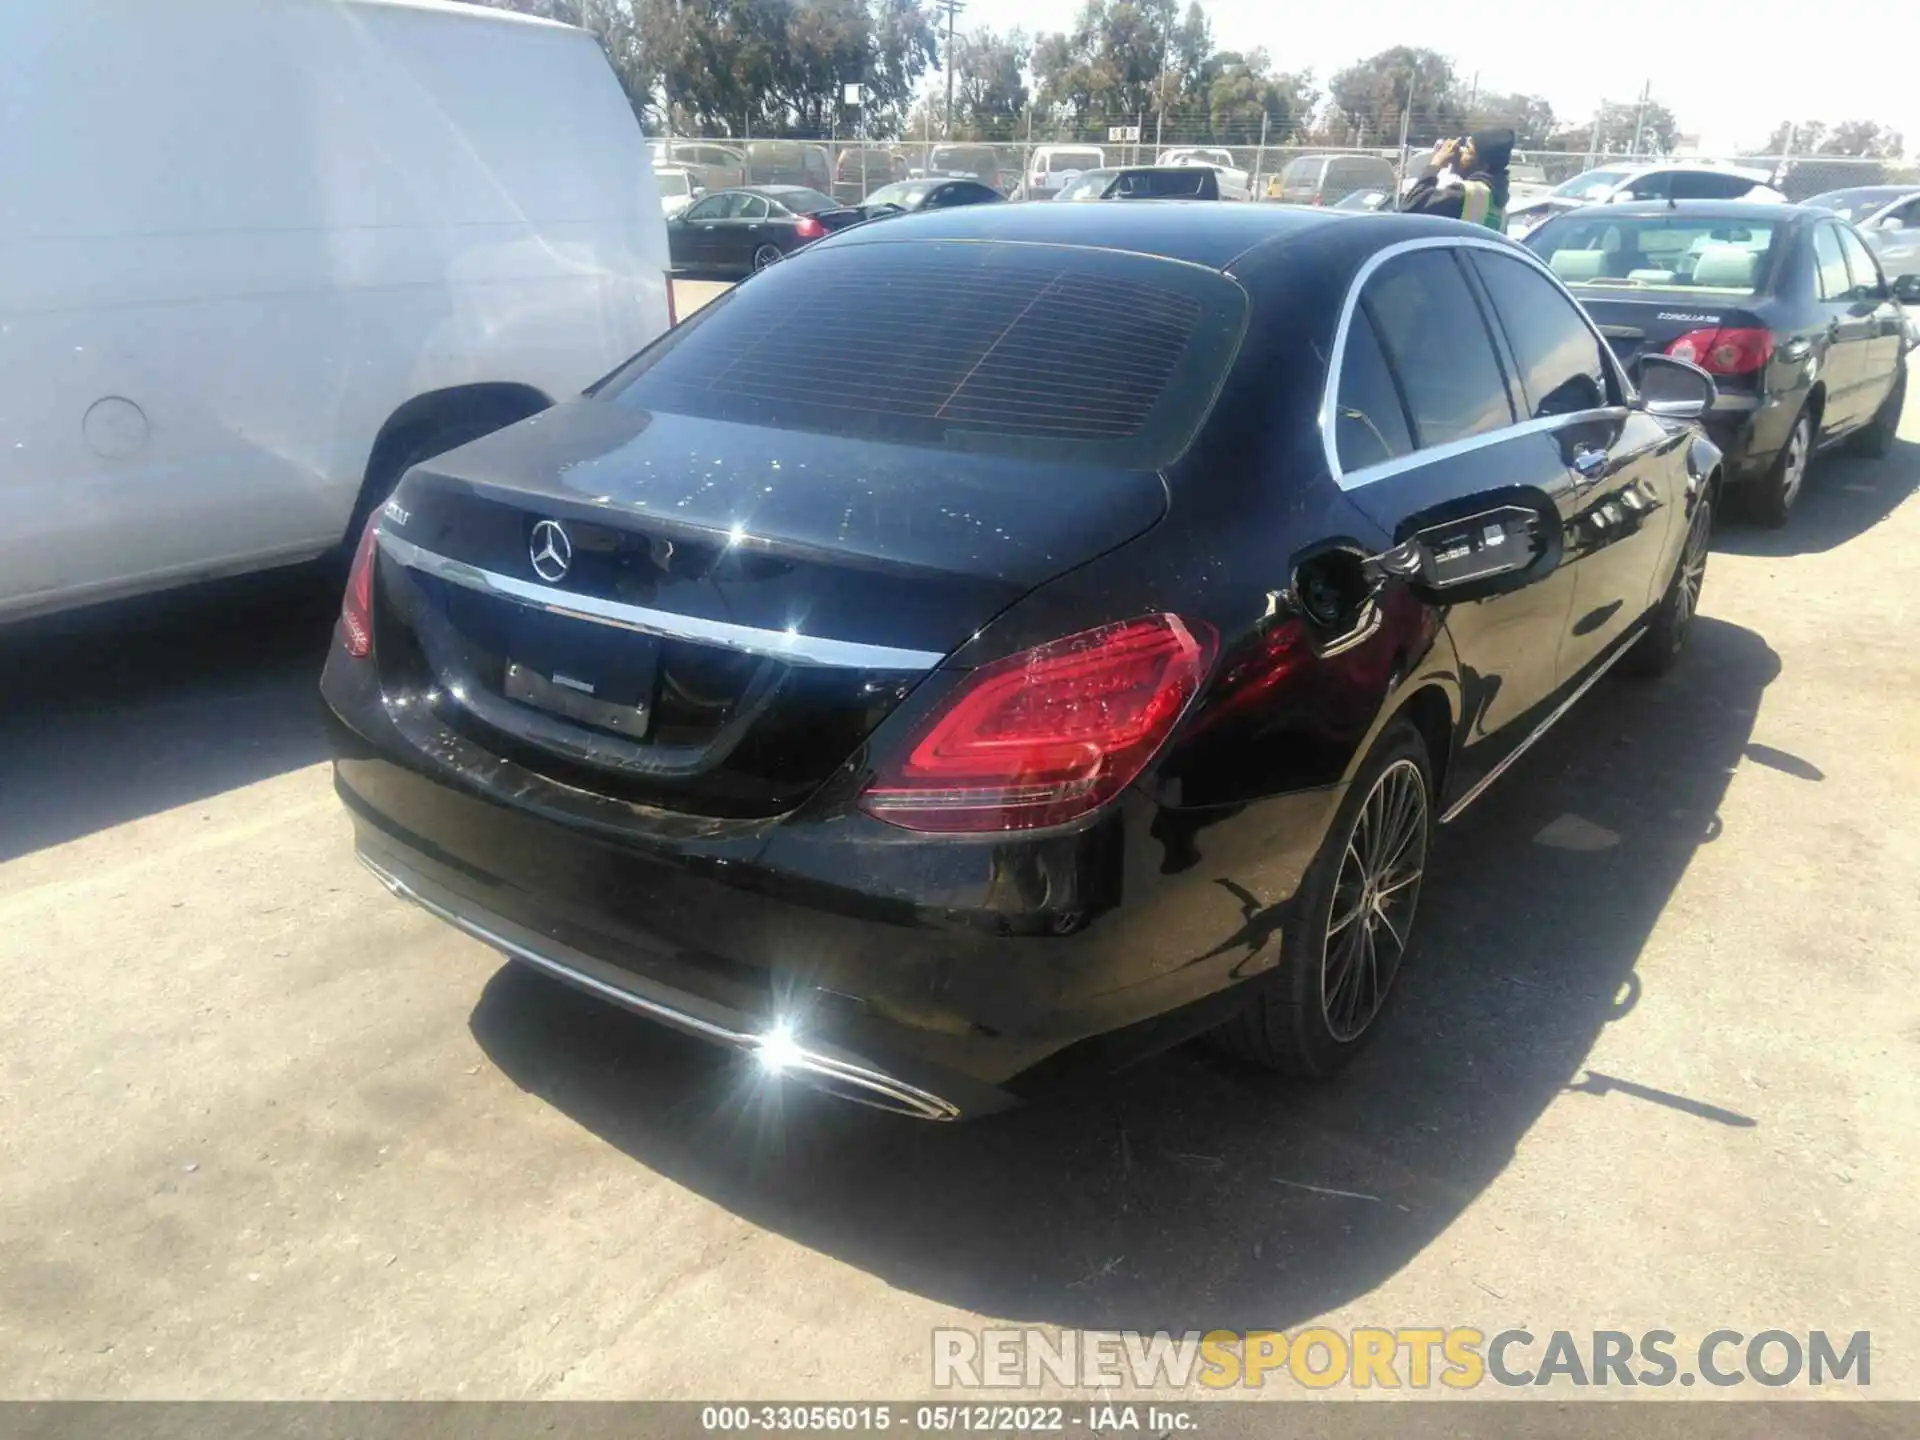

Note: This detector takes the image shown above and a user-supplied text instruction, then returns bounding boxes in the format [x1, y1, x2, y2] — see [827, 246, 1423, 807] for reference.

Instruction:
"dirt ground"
[2, 386, 1916, 1400]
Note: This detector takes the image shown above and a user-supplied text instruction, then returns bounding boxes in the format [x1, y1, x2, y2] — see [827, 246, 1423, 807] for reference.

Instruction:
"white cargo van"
[0, 0, 672, 622]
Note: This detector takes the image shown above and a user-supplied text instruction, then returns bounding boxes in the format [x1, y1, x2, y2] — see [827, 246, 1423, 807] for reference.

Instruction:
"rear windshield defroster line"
[595, 240, 1249, 469]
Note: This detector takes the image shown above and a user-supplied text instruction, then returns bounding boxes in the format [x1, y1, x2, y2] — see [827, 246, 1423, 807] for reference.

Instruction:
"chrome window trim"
[377, 531, 947, 672]
[1320, 235, 1639, 491]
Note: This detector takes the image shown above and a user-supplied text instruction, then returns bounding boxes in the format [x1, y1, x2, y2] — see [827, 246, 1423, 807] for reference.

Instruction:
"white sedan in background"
[655, 165, 703, 219]
[1505, 161, 1784, 237]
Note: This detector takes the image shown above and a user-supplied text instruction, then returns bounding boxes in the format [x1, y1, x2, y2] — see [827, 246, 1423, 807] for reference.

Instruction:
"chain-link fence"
[654, 132, 1918, 206]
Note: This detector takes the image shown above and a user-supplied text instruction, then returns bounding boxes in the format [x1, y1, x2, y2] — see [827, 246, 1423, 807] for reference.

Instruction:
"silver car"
[1803, 186, 1920, 279]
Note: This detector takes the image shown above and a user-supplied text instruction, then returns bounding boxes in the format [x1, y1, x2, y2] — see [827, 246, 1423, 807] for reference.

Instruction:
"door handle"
[1572, 448, 1608, 482]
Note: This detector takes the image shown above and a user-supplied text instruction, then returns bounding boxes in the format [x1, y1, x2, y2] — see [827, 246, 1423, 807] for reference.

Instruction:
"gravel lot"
[2, 379, 1916, 1400]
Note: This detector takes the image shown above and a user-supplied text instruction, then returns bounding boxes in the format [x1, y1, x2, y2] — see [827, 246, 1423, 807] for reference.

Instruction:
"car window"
[1812, 224, 1853, 300]
[1467, 252, 1612, 418]
[1335, 309, 1415, 470]
[1551, 167, 1631, 200]
[1662, 172, 1747, 200]
[1360, 249, 1514, 449]
[600, 240, 1248, 467]
[1886, 197, 1920, 227]
[1835, 225, 1885, 297]
[735, 195, 770, 220]
[684, 195, 730, 222]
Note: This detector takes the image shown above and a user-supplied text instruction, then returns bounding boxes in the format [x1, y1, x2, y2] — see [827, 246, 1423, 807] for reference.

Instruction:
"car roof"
[1808, 185, 1920, 203]
[1573, 200, 1805, 223]
[815, 199, 1403, 270]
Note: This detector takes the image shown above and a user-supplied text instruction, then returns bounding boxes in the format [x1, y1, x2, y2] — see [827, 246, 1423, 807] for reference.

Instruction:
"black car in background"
[665, 186, 864, 275]
[325, 203, 1721, 1119]
[860, 178, 1006, 219]
[1526, 201, 1918, 526]
[1055, 166, 1224, 201]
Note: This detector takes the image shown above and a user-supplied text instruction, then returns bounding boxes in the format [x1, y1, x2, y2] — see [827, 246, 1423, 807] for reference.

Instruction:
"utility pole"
[936, 0, 966, 140]
[1467, 72, 1479, 115]
[1396, 81, 1413, 195]
[1629, 79, 1651, 158]
[1251, 110, 1269, 198]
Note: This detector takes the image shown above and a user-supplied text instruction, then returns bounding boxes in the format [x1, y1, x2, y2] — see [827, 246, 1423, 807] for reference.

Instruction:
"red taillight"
[859, 615, 1216, 834]
[665, 269, 678, 327]
[1666, 326, 1772, 375]
[794, 214, 825, 240]
[339, 518, 379, 659]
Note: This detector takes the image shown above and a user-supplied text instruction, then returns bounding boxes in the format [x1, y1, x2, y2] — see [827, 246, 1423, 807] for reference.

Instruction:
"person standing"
[1401, 128, 1515, 229]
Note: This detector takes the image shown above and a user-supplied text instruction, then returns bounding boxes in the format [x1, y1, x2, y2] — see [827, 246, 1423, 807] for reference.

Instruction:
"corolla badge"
[528, 519, 574, 582]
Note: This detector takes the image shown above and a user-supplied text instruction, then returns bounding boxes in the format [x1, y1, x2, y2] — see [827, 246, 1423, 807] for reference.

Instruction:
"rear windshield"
[1056, 170, 1117, 200]
[1525, 215, 1779, 295]
[1045, 150, 1104, 173]
[1278, 157, 1327, 185]
[933, 148, 994, 169]
[595, 239, 1247, 467]
[865, 181, 935, 208]
[769, 187, 838, 213]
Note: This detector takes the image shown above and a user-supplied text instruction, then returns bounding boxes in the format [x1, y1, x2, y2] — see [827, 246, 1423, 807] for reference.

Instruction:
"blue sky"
[949, 0, 1920, 155]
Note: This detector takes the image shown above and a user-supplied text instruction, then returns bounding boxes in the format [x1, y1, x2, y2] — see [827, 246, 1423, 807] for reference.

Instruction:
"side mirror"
[1892, 273, 1920, 305]
[1879, 217, 1904, 233]
[1631, 352, 1718, 421]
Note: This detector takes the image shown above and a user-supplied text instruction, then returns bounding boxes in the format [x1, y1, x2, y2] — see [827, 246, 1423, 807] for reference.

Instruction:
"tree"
[482, 0, 937, 137]
[1466, 91, 1556, 150]
[1820, 120, 1904, 158]
[1031, 0, 1187, 134]
[1203, 51, 1314, 145]
[950, 27, 1031, 138]
[1550, 98, 1678, 158]
[1327, 47, 1464, 147]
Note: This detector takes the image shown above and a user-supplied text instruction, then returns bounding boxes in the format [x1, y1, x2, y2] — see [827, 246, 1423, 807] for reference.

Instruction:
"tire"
[751, 243, 784, 272]
[1846, 360, 1906, 460]
[1749, 407, 1812, 528]
[1209, 719, 1434, 1077]
[1623, 493, 1711, 679]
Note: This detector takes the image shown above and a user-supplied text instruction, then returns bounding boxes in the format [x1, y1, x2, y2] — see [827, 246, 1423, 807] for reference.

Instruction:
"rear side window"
[598, 240, 1248, 467]
[1335, 311, 1415, 470]
[1467, 252, 1612, 418]
[1812, 224, 1852, 300]
[1360, 250, 1514, 449]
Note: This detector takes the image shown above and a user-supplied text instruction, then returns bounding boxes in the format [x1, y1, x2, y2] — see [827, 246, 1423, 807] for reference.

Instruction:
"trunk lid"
[1566, 289, 1773, 388]
[371, 399, 1166, 820]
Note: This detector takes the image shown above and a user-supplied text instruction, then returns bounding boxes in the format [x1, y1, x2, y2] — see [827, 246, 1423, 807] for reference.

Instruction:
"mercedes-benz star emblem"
[528, 519, 573, 583]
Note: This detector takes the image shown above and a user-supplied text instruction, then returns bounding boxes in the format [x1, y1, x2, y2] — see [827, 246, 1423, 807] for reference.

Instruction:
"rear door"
[1331, 245, 1577, 791]
[1835, 222, 1906, 414]
[1466, 248, 1682, 679]
[1812, 220, 1871, 429]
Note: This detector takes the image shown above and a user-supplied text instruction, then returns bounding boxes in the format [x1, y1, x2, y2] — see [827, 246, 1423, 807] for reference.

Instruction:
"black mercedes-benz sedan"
[666, 185, 864, 276]
[323, 202, 1724, 1120]
[1524, 201, 1918, 526]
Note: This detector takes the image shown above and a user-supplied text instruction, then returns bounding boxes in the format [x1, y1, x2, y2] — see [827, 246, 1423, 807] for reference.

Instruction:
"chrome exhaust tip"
[357, 849, 964, 1122]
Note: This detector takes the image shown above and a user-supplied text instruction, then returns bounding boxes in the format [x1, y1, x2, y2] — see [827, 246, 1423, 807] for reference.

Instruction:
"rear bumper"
[355, 839, 967, 1120]
[326, 659, 1344, 1119]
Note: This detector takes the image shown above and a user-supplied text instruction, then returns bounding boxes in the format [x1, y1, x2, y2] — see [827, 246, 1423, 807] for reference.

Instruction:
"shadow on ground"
[0, 568, 339, 862]
[471, 615, 1784, 1332]
[1713, 435, 1918, 558]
